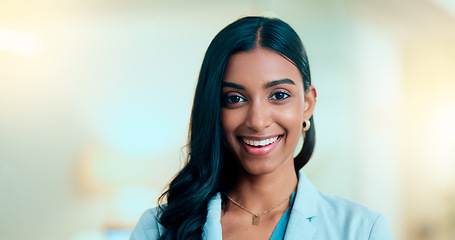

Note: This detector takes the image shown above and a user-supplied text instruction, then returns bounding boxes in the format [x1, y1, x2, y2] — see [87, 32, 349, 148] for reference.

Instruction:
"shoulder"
[314, 189, 393, 239]
[317, 190, 378, 221]
[129, 207, 165, 240]
[293, 172, 393, 239]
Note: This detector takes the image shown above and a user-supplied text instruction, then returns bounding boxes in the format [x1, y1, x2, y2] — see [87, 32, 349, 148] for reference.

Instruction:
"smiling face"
[221, 47, 315, 176]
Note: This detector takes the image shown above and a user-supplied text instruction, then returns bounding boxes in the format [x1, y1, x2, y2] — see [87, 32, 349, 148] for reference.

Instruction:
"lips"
[238, 135, 283, 156]
[241, 136, 279, 147]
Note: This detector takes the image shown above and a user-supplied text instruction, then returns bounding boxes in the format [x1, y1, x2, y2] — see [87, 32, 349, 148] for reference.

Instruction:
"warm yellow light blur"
[0, 28, 41, 57]
[430, 100, 455, 186]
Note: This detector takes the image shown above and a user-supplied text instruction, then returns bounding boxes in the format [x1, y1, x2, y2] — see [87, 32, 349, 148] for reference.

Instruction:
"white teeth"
[242, 136, 279, 147]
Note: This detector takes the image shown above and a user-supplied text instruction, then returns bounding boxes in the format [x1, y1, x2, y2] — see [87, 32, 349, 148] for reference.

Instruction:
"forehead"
[223, 47, 302, 85]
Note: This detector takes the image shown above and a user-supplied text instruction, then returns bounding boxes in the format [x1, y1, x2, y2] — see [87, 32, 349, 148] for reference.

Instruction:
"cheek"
[221, 109, 239, 136]
[273, 103, 305, 130]
[277, 109, 303, 148]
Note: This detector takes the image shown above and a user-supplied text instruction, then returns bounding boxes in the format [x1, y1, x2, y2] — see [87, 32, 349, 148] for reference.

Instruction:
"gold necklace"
[225, 194, 290, 225]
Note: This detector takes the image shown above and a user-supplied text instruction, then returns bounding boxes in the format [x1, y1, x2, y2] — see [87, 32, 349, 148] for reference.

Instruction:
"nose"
[244, 101, 272, 132]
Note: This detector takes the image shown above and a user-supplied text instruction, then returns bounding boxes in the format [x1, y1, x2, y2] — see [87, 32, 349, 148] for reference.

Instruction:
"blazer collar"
[202, 192, 223, 240]
[283, 171, 317, 240]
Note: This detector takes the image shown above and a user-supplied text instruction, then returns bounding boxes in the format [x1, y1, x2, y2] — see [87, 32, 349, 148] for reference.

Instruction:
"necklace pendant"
[252, 214, 260, 225]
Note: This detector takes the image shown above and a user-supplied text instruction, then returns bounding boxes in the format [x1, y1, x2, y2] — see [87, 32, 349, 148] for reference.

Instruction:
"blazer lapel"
[284, 214, 315, 240]
[284, 172, 318, 240]
[202, 193, 223, 240]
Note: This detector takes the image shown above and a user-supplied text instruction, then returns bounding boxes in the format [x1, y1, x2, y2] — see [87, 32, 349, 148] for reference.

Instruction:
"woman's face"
[221, 47, 316, 176]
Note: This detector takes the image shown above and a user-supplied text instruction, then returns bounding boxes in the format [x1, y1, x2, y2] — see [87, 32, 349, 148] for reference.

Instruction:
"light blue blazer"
[130, 172, 393, 239]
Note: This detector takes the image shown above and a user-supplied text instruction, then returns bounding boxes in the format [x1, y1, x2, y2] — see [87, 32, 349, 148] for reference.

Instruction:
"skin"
[220, 47, 317, 240]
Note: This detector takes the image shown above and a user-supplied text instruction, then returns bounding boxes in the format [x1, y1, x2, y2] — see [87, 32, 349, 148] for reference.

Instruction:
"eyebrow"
[265, 78, 295, 88]
[221, 82, 245, 90]
[222, 78, 296, 90]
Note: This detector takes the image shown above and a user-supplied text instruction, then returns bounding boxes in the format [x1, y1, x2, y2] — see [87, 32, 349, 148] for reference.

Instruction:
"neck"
[226, 159, 298, 213]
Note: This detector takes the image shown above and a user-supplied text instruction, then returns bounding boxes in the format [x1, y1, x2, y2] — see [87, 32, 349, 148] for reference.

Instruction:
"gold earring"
[302, 119, 311, 131]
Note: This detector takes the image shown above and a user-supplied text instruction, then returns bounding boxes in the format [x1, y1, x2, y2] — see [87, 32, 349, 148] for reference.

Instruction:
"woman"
[130, 16, 393, 240]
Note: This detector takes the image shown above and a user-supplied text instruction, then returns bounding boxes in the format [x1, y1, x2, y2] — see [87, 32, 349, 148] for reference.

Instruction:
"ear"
[303, 85, 317, 120]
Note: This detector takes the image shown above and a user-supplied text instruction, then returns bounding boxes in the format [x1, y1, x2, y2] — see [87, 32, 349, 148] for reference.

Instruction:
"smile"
[237, 135, 283, 156]
[242, 136, 279, 147]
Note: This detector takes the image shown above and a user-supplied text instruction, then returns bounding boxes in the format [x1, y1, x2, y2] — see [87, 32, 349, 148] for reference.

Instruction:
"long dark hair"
[157, 16, 315, 240]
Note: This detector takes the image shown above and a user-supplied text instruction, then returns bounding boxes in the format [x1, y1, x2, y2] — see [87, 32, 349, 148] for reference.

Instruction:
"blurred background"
[1, 0, 455, 239]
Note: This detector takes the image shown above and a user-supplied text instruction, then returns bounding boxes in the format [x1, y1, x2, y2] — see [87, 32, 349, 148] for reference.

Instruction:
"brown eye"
[270, 91, 290, 100]
[224, 94, 246, 104]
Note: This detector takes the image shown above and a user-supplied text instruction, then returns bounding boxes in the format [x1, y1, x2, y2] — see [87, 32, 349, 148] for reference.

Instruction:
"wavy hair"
[157, 16, 315, 240]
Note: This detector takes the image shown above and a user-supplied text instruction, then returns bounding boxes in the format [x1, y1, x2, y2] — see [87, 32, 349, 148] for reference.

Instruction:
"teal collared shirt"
[269, 191, 295, 239]
[130, 171, 393, 239]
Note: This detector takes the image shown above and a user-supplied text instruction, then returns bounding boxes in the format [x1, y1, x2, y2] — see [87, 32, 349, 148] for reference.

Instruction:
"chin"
[239, 159, 286, 176]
